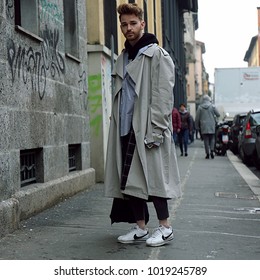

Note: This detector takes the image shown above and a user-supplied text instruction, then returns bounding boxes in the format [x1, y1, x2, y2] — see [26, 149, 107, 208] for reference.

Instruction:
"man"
[104, 3, 181, 247]
[195, 95, 220, 159]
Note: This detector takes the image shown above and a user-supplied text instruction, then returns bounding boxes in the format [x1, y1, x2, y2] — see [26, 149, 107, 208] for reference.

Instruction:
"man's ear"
[141, 20, 146, 30]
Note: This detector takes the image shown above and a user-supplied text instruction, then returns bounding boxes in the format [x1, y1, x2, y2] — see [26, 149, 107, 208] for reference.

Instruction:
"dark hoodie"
[179, 109, 192, 131]
[125, 33, 159, 60]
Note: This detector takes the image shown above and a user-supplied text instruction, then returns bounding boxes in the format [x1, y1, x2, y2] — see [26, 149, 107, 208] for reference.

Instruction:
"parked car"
[254, 125, 260, 169]
[238, 110, 260, 165]
[229, 112, 247, 154]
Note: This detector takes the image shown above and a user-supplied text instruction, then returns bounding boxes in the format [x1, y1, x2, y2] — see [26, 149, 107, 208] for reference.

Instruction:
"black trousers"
[128, 195, 169, 221]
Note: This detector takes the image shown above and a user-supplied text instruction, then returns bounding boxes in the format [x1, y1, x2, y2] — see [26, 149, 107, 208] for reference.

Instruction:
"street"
[0, 140, 259, 260]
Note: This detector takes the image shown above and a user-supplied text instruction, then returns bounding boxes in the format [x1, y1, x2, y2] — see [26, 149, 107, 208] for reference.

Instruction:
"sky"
[195, 0, 260, 83]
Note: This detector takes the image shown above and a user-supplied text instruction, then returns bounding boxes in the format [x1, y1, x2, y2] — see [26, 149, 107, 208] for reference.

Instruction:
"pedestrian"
[172, 107, 181, 144]
[104, 3, 181, 247]
[178, 103, 192, 156]
[195, 95, 220, 159]
[189, 115, 195, 144]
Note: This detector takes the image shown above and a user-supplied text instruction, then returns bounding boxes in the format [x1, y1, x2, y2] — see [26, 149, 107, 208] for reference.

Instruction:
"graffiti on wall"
[7, 39, 47, 99]
[78, 70, 88, 110]
[6, 0, 14, 20]
[41, 26, 65, 78]
[88, 55, 112, 137]
[88, 74, 102, 136]
[5, 0, 86, 105]
[7, 26, 65, 100]
[6, 0, 63, 24]
[40, 0, 63, 25]
[101, 55, 111, 127]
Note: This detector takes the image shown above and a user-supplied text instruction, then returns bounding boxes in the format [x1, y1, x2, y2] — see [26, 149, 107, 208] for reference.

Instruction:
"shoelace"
[128, 226, 139, 232]
[128, 225, 146, 233]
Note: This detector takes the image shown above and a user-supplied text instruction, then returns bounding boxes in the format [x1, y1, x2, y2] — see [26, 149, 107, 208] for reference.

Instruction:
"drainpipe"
[258, 7, 260, 65]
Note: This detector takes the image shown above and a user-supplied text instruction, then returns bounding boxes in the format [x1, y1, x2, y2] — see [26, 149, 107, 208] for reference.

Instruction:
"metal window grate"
[69, 146, 77, 172]
[20, 150, 37, 187]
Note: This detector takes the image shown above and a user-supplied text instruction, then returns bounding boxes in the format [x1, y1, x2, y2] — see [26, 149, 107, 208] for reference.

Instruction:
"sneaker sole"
[117, 238, 148, 244]
[146, 235, 174, 247]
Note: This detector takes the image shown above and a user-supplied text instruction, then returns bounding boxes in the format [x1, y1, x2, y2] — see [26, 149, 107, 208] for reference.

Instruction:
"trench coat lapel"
[126, 45, 156, 96]
[113, 45, 156, 95]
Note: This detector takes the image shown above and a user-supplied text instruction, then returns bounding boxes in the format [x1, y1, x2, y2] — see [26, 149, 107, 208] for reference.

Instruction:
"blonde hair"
[117, 3, 143, 21]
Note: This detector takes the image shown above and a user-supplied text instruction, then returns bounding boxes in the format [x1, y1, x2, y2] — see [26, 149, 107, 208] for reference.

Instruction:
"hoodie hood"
[125, 33, 159, 60]
[179, 109, 188, 114]
[200, 95, 212, 109]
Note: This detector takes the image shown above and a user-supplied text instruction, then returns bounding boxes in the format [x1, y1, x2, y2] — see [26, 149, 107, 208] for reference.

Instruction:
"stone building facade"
[184, 11, 198, 118]
[0, 0, 95, 237]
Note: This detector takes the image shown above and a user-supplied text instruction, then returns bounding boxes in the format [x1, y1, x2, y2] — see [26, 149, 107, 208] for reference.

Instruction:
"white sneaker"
[146, 225, 174, 247]
[117, 225, 149, 244]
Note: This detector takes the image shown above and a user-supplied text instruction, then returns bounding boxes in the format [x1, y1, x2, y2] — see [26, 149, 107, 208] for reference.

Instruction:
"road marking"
[176, 229, 260, 239]
[171, 212, 260, 221]
[147, 148, 198, 260]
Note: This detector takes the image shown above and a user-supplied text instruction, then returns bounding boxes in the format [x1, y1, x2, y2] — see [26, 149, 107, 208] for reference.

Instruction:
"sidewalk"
[0, 140, 259, 260]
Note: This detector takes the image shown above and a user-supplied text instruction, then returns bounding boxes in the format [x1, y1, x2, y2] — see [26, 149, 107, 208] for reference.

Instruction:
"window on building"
[68, 144, 81, 172]
[143, 0, 148, 32]
[153, 0, 157, 37]
[14, 0, 39, 36]
[128, 0, 135, 3]
[20, 148, 43, 187]
[103, 0, 118, 55]
[64, 0, 79, 59]
[187, 84, 190, 97]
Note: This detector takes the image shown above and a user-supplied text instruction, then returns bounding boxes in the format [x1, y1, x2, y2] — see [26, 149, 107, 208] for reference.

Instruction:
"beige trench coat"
[104, 44, 181, 200]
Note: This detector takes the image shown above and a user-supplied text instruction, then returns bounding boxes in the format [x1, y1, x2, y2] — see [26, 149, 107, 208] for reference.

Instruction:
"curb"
[227, 151, 260, 202]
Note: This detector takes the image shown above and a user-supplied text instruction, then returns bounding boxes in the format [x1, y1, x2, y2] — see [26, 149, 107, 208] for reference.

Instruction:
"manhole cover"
[215, 192, 258, 200]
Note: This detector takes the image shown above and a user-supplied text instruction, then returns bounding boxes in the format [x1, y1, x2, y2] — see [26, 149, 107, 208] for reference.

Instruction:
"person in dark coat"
[189, 115, 195, 144]
[178, 104, 192, 156]
[172, 107, 181, 144]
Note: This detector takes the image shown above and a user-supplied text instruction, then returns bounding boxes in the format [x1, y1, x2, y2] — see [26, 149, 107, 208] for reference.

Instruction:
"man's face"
[120, 14, 145, 45]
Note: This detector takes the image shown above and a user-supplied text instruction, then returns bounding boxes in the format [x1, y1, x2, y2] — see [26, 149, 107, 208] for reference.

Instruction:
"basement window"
[68, 144, 81, 172]
[20, 148, 43, 187]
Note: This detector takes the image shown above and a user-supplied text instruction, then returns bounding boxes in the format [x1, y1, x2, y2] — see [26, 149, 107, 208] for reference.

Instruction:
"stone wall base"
[0, 168, 95, 238]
